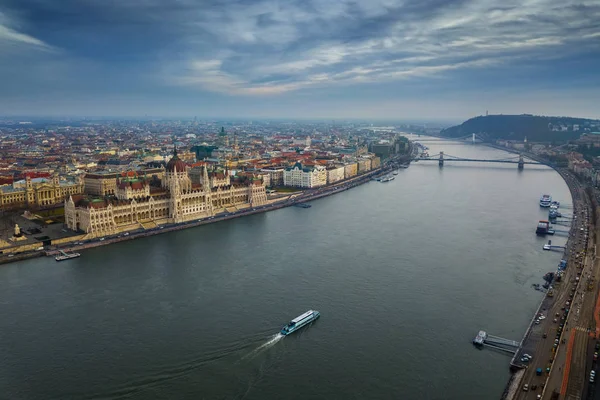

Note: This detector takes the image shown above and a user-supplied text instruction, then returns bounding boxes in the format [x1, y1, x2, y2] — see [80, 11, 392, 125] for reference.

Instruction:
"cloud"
[161, 0, 600, 95]
[0, 12, 53, 50]
[0, 0, 599, 118]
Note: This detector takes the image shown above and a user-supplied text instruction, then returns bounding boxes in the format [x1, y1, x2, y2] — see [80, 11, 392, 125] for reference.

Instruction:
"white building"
[284, 162, 327, 188]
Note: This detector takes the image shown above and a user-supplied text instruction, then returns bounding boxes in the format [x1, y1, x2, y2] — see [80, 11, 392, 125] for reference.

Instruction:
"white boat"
[280, 310, 320, 335]
[540, 194, 552, 207]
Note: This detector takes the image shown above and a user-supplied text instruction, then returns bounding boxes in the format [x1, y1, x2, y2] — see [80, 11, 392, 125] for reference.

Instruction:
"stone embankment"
[0, 154, 409, 266]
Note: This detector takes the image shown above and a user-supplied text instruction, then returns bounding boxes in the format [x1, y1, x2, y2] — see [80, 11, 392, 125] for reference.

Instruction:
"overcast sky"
[1, 0, 599, 120]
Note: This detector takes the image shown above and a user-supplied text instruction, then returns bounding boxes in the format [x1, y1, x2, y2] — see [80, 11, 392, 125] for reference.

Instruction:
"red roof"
[118, 180, 146, 190]
[24, 171, 51, 179]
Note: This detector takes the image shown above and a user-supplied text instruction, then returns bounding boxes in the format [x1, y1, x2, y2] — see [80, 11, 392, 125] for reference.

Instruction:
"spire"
[172, 165, 180, 194]
[173, 142, 178, 157]
[203, 164, 210, 189]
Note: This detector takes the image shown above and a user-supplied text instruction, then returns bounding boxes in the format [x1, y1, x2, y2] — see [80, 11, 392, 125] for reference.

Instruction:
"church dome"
[166, 147, 188, 172]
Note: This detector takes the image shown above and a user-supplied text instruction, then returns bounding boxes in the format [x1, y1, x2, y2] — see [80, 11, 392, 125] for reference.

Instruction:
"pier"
[473, 330, 521, 354]
[543, 240, 566, 251]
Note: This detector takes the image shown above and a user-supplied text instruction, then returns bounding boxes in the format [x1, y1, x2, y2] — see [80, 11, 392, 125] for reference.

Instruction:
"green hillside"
[440, 115, 600, 142]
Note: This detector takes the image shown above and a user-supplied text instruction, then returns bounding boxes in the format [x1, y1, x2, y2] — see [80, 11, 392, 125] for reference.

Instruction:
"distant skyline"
[1, 0, 599, 119]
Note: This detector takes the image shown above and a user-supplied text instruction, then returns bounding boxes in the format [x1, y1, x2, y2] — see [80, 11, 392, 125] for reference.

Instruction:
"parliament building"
[65, 148, 267, 236]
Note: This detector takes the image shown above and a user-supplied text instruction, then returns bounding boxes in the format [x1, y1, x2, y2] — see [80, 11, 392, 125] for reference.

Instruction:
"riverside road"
[511, 168, 594, 400]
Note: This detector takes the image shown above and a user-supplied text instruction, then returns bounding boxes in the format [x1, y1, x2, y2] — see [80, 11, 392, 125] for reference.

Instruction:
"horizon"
[1, 0, 599, 119]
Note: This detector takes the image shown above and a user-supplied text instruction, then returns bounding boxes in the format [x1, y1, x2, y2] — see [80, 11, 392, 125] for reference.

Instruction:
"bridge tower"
[472, 133, 476, 144]
[518, 154, 524, 170]
[439, 151, 444, 167]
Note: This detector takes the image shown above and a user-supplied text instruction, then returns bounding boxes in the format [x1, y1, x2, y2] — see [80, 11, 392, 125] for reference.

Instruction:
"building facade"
[326, 165, 346, 184]
[371, 156, 381, 170]
[1, 173, 84, 209]
[357, 158, 372, 173]
[65, 148, 267, 236]
[283, 163, 327, 188]
[84, 168, 165, 196]
[344, 163, 358, 179]
[260, 167, 285, 187]
[84, 172, 119, 195]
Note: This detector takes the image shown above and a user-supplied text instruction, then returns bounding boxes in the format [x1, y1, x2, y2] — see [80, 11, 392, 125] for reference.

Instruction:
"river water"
[0, 138, 572, 400]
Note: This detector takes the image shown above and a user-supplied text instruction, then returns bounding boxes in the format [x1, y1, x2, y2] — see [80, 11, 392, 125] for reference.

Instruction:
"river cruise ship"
[280, 310, 320, 335]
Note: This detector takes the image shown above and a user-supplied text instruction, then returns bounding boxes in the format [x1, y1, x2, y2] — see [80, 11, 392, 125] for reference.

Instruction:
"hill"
[439, 114, 600, 142]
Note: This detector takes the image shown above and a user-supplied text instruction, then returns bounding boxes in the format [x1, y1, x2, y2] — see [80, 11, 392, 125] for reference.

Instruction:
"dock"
[543, 240, 566, 251]
[473, 330, 521, 354]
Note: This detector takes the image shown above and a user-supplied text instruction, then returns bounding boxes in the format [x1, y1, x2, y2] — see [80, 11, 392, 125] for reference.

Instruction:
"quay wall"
[500, 165, 581, 399]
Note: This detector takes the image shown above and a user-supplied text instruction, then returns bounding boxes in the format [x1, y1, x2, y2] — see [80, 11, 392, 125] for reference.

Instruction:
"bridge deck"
[486, 335, 521, 348]
[415, 158, 540, 164]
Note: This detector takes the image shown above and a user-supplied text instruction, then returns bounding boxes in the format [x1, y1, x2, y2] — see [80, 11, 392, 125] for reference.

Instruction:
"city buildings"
[0, 119, 394, 213]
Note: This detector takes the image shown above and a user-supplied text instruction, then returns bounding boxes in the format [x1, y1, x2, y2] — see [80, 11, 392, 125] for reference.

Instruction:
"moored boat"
[293, 203, 311, 208]
[536, 220, 555, 235]
[540, 194, 552, 207]
[280, 310, 320, 335]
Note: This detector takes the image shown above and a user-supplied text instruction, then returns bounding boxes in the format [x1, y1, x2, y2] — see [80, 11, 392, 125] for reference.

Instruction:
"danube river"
[0, 139, 572, 399]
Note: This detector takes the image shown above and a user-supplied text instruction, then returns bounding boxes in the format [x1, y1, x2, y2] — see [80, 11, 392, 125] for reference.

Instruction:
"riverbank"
[0, 156, 407, 266]
[501, 166, 593, 399]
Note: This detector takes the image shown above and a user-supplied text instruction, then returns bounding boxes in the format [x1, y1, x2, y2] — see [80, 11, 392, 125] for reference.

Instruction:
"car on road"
[522, 384, 529, 391]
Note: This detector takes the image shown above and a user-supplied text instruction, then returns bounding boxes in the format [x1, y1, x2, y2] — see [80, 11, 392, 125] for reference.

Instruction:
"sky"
[0, 0, 599, 120]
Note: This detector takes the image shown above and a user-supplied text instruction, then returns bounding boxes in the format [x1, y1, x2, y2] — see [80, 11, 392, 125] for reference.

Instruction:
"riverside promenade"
[503, 167, 590, 400]
[0, 154, 405, 266]
[496, 152, 598, 399]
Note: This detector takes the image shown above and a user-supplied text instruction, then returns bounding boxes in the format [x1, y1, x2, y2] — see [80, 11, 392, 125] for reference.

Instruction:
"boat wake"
[241, 333, 284, 361]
